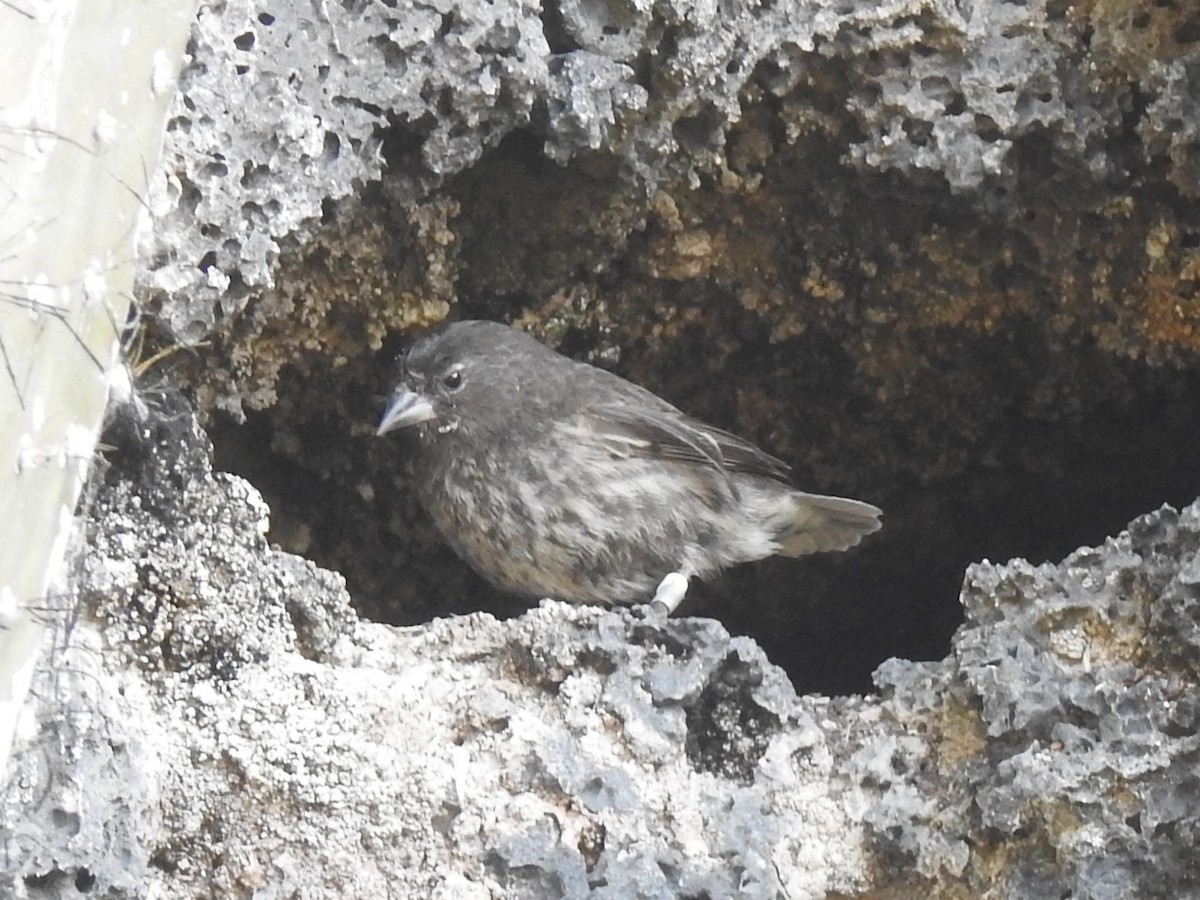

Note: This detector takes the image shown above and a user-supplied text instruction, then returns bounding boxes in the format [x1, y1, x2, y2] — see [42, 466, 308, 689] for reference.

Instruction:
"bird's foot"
[650, 571, 689, 616]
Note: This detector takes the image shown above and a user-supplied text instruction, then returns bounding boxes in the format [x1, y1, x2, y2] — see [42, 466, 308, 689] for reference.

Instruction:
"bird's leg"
[650, 571, 690, 616]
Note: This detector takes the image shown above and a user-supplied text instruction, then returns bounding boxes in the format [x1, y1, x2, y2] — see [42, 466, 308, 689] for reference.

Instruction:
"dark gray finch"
[377, 320, 881, 613]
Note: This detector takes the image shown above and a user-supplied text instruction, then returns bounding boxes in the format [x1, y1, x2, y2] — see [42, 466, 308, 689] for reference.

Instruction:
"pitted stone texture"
[3, 610, 873, 898]
[140, 0, 1198, 340]
[1, 404, 872, 899]
[871, 500, 1200, 896]
[1, 398, 358, 898]
[1143, 58, 1200, 199]
[139, 0, 552, 341]
[4, 397, 1200, 897]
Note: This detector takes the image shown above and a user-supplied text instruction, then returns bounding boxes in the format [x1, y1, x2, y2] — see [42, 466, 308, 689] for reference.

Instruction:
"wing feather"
[560, 402, 793, 485]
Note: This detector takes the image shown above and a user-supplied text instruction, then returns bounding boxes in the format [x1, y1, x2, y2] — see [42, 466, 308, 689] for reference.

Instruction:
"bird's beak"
[377, 387, 437, 436]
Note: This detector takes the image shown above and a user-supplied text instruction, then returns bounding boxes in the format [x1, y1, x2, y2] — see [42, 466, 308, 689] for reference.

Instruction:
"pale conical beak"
[377, 388, 437, 436]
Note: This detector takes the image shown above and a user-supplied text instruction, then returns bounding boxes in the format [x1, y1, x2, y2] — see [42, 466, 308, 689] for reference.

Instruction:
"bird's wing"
[690, 417, 794, 483]
[563, 402, 794, 484]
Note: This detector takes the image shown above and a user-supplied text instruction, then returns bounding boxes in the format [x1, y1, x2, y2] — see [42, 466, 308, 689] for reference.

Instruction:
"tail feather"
[778, 492, 882, 556]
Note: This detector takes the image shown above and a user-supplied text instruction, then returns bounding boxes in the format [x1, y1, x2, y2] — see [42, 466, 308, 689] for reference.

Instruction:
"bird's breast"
[414, 439, 700, 601]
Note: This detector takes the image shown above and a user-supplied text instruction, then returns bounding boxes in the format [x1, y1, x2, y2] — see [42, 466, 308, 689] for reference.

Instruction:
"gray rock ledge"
[3, 403, 1198, 899]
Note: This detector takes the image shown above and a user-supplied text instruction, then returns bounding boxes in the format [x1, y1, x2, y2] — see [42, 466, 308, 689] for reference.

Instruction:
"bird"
[376, 319, 881, 613]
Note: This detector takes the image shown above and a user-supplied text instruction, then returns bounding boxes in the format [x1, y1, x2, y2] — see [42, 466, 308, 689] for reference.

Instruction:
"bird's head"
[376, 320, 548, 443]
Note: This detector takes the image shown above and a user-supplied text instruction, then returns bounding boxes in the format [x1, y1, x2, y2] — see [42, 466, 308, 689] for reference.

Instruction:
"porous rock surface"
[142, 0, 1200, 406]
[6, 0, 1198, 895]
[130, 0, 1200, 694]
[2, 403, 1198, 897]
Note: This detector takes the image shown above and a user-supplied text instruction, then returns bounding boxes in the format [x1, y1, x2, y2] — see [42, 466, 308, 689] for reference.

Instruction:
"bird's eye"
[442, 368, 464, 391]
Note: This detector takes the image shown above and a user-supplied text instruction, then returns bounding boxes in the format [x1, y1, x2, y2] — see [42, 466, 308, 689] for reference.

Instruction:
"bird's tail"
[777, 492, 882, 556]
